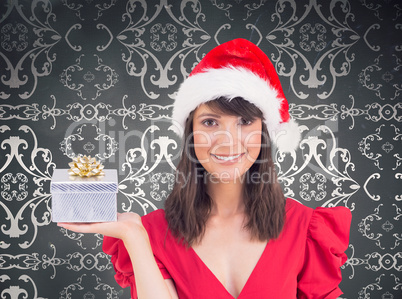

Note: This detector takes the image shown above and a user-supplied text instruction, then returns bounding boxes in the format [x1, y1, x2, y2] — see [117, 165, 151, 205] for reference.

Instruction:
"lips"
[211, 153, 245, 162]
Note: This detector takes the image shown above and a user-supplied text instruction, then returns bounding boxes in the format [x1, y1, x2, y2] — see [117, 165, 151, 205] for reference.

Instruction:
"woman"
[58, 39, 352, 299]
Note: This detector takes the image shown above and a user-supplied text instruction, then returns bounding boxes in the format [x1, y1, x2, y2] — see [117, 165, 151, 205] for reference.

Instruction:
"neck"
[206, 177, 245, 218]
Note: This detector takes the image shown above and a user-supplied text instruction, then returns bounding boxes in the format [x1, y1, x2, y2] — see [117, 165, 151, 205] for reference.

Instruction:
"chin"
[205, 167, 248, 184]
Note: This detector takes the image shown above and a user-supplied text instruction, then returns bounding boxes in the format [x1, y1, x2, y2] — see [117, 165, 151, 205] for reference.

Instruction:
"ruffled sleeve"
[102, 235, 172, 298]
[297, 206, 352, 299]
[103, 236, 134, 289]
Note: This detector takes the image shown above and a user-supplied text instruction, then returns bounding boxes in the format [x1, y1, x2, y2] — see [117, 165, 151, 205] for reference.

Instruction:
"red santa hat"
[171, 38, 300, 153]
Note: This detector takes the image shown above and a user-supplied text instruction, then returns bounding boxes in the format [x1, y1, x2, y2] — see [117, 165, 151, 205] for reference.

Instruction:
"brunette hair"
[164, 97, 286, 247]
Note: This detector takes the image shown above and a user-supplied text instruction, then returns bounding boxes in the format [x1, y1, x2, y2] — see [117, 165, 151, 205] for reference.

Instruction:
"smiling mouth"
[211, 153, 245, 161]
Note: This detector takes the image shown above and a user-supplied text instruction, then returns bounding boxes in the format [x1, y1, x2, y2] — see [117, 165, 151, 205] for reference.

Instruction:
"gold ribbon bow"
[68, 155, 105, 177]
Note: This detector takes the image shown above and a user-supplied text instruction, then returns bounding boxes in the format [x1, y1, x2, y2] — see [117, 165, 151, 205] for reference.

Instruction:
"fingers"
[57, 222, 100, 234]
[56, 221, 121, 238]
[55, 212, 141, 238]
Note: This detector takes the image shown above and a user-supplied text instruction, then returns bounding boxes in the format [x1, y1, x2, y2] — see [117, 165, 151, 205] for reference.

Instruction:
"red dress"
[103, 198, 352, 298]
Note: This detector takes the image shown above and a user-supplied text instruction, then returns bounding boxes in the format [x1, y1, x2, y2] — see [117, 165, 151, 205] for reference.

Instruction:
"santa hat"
[171, 38, 300, 153]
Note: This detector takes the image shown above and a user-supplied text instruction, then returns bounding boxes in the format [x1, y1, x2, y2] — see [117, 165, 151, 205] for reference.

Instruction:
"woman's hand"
[58, 213, 179, 299]
[57, 212, 144, 241]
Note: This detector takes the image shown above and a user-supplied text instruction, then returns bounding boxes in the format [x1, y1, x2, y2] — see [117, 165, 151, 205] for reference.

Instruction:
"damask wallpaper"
[0, 0, 401, 298]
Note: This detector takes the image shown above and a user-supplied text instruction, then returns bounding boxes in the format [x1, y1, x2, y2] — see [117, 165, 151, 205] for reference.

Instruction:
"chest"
[191, 221, 268, 298]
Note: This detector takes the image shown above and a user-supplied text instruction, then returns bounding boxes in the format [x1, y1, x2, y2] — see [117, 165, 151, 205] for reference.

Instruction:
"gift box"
[51, 169, 118, 222]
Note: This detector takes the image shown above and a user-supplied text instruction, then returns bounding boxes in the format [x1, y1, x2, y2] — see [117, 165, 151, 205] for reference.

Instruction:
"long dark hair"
[164, 97, 286, 247]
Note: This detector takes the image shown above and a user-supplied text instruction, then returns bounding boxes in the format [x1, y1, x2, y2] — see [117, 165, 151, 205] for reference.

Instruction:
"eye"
[240, 118, 253, 125]
[202, 119, 217, 127]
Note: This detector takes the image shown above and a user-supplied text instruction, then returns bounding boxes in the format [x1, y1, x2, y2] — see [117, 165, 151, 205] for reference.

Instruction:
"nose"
[213, 124, 243, 154]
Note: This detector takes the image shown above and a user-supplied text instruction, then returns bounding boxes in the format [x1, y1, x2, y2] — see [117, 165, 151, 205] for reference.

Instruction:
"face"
[191, 103, 262, 183]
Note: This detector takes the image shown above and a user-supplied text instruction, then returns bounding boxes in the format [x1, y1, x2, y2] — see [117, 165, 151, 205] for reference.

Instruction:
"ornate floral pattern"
[0, 125, 55, 249]
[276, 125, 359, 210]
[119, 128, 178, 214]
[289, 97, 402, 129]
[0, 95, 172, 130]
[61, 0, 118, 21]
[358, 124, 402, 170]
[1, 173, 29, 201]
[150, 23, 178, 51]
[0, 244, 112, 279]
[59, 274, 118, 299]
[59, 54, 119, 101]
[1, 23, 29, 52]
[150, 172, 175, 201]
[299, 23, 327, 52]
[116, 0, 211, 98]
[59, 123, 118, 161]
[0, 274, 46, 299]
[299, 172, 327, 201]
[0, 2, 61, 99]
[266, 0, 368, 99]
[358, 55, 402, 101]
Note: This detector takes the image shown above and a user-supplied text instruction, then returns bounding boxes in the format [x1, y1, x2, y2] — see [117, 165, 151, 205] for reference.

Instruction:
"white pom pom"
[270, 119, 301, 153]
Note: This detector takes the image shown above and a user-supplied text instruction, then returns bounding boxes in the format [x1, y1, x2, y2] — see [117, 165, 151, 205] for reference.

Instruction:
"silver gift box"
[51, 169, 118, 222]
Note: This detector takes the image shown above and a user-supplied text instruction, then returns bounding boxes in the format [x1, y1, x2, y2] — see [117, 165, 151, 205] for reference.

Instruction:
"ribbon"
[68, 155, 105, 177]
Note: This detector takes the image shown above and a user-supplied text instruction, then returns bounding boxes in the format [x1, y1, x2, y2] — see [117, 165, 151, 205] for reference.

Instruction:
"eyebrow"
[197, 113, 221, 119]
